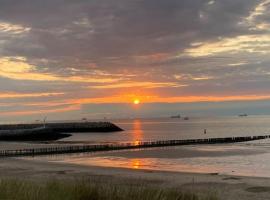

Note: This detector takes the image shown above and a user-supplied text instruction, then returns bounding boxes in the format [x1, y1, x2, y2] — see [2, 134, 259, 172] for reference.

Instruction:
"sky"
[1, 0, 270, 121]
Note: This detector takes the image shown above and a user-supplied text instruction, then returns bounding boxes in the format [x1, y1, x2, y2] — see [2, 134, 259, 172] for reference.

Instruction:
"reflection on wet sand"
[26, 143, 270, 178]
[132, 159, 141, 169]
[55, 154, 260, 176]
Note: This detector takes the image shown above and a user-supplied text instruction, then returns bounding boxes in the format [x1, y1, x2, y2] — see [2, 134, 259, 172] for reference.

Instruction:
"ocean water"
[31, 115, 270, 177]
[61, 115, 270, 143]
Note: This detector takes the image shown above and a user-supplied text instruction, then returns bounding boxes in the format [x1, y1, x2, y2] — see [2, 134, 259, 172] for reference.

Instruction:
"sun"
[133, 99, 140, 105]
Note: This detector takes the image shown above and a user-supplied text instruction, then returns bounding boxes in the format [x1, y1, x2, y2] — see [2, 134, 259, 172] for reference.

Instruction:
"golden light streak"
[90, 82, 184, 89]
[148, 95, 270, 103]
[0, 104, 80, 116]
[192, 76, 213, 81]
[4, 93, 270, 110]
[0, 22, 31, 34]
[228, 62, 248, 66]
[69, 94, 270, 104]
[2, 94, 270, 117]
[0, 92, 64, 99]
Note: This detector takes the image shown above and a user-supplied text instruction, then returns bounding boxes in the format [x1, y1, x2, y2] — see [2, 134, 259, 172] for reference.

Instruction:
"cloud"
[0, 92, 64, 99]
[0, 0, 269, 119]
[244, 0, 270, 30]
[0, 104, 80, 116]
[90, 81, 185, 89]
[185, 34, 270, 57]
[228, 62, 249, 66]
[0, 21, 30, 34]
[0, 57, 121, 83]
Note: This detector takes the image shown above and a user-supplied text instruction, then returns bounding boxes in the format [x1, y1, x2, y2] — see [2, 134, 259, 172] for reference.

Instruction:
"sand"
[90, 145, 265, 158]
[0, 141, 269, 199]
[0, 157, 269, 200]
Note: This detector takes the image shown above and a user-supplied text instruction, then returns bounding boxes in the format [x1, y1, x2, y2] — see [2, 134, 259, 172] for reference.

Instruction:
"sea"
[29, 115, 270, 177]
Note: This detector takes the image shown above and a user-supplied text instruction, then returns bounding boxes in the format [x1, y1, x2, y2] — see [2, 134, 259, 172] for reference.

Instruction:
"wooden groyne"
[0, 135, 269, 157]
[0, 122, 123, 133]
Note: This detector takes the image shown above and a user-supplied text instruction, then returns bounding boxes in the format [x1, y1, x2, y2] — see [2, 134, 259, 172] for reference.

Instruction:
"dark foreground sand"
[0, 157, 270, 200]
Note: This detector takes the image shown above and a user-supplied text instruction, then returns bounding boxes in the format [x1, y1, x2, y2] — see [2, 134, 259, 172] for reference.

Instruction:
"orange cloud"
[90, 81, 185, 89]
[149, 95, 270, 103]
[1, 104, 80, 116]
[0, 92, 64, 99]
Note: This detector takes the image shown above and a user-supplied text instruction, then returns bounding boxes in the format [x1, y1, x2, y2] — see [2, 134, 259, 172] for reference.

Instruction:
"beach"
[1, 157, 270, 200]
[25, 141, 270, 178]
[1, 0, 269, 198]
[1, 117, 270, 199]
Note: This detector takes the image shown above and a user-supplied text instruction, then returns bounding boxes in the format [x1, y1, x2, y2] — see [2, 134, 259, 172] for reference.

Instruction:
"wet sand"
[30, 144, 270, 178]
[1, 141, 270, 199]
[0, 141, 80, 150]
[91, 145, 266, 158]
[0, 157, 270, 200]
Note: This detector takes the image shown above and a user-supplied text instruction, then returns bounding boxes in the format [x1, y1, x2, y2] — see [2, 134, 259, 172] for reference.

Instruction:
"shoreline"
[25, 143, 269, 178]
[2, 157, 270, 199]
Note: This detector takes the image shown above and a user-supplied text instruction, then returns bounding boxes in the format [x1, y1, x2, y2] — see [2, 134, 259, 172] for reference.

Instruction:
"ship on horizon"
[238, 114, 248, 117]
[170, 114, 181, 118]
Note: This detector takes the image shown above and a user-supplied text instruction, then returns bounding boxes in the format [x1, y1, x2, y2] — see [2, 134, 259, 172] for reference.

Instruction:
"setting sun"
[133, 99, 140, 105]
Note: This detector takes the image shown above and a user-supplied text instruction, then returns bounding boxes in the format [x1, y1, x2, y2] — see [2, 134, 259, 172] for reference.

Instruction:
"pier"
[0, 135, 269, 157]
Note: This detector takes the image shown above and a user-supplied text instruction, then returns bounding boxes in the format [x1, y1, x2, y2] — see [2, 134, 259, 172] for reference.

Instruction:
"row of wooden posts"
[0, 135, 269, 157]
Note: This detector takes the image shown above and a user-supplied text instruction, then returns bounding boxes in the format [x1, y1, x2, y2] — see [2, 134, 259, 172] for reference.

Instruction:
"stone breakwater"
[0, 122, 123, 141]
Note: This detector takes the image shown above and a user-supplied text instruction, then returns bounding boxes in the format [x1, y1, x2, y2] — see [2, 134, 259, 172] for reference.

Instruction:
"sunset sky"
[1, 0, 270, 121]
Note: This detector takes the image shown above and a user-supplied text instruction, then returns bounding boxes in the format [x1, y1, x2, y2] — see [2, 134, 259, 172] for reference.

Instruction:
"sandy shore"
[0, 157, 270, 200]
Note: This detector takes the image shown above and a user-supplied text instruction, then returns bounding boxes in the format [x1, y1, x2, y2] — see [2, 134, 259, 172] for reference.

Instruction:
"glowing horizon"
[0, 0, 270, 120]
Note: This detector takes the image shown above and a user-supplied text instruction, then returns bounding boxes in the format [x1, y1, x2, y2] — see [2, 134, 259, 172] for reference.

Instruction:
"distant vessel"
[170, 114, 181, 118]
[184, 117, 189, 120]
[238, 114, 248, 117]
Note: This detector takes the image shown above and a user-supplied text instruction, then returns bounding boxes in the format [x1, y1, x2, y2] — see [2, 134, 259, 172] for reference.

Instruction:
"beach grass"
[0, 178, 218, 200]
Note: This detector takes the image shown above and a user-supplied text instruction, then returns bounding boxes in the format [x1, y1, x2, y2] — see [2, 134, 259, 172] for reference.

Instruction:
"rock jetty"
[0, 122, 123, 141]
[0, 127, 71, 141]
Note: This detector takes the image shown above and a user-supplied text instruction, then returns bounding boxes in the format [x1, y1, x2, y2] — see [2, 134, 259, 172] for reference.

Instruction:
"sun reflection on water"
[132, 119, 143, 143]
